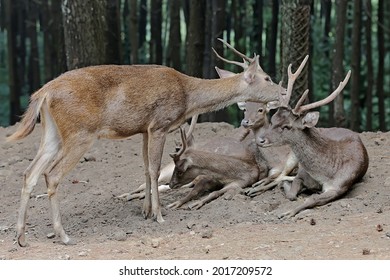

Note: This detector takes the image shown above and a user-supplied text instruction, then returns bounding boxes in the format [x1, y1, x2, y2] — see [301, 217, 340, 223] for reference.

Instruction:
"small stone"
[201, 229, 213, 239]
[47, 232, 56, 239]
[310, 218, 316, 226]
[376, 224, 383, 232]
[187, 222, 196, 230]
[112, 230, 127, 241]
[385, 232, 390, 238]
[78, 251, 88, 257]
[63, 254, 71, 260]
[151, 238, 161, 248]
[362, 248, 371, 255]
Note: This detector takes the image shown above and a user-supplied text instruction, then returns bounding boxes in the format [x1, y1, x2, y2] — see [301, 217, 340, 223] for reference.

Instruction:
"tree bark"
[376, 0, 386, 131]
[350, 0, 362, 131]
[62, 0, 108, 70]
[150, 0, 162, 64]
[330, 0, 348, 127]
[129, 0, 138, 64]
[106, 0, 122, 64]
[5, 0, 22, 124]
[364, 0, 373, 131]
[27, 0, 41, 92]
[268, 0, 279, 78]
[280, 0, 312, 106]
[167, 0, 181, 71]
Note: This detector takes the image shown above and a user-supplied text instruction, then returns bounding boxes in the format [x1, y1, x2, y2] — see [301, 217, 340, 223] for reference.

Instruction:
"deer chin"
[258, 143, 273, 148]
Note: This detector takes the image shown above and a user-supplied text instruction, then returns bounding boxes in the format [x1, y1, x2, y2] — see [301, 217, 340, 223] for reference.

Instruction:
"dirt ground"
[0, 122, 389, 260]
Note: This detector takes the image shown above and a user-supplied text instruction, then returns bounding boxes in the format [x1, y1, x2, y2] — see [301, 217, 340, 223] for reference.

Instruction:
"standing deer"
[256, 55, 369, 218]
[6, 39, 284, 246]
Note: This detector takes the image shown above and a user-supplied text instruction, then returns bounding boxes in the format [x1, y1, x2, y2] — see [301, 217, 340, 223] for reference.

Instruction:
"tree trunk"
[268, 0, 279, 78]
[186, 0, 205, 78]
[62, 0, 108, 70]
[138, 0, 147, 54]
[129, 0, 138, 64]
[364, 0, 373, 131]
[106, 0, 122, 64]
[252, 0, 263, 62]
[376, 0, 386, 131]
[350, 0, 362, 131]
[202, 0, 212, 78]
[167, 0, 181, 71]
[280, 0, 312, 106]
[27, 0, 41, 92]
[330, 0, 348, 127]
[150, 0, 162, 64]
[5, 0, 21, 124]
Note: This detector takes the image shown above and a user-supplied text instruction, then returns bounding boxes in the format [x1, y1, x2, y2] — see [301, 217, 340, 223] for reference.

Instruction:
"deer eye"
[258, 108, 264, 113]
[264, 76, 271, 82]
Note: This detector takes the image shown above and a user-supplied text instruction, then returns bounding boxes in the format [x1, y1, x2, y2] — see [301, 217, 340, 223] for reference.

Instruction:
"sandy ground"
[0, 122, 389, 260]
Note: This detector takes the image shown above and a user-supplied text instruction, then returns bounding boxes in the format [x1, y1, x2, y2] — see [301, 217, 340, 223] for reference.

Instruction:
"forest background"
[0, 0, 389, 131]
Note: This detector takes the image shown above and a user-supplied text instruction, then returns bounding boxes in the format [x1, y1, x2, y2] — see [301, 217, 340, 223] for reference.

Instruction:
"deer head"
[257, 55, 351, 147]
[214, 38, 286, 103]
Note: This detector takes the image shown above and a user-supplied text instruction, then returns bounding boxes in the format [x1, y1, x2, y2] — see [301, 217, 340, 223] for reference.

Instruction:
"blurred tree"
[330, 0, 348, 127]
[377, 0, 386, 131]
[167, 0, 181, 71]
[106, 0, 122, 64]
[267, 0, 279, 78]
[150, 0, 162, 64]
[364, 0, 373, 131]
[27, 0, 40, 92]
[129, 0, 138, 64]
[350, 0, 362, 131]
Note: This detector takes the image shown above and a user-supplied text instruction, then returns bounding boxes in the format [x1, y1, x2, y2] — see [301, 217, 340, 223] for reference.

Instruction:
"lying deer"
[7, 39, 284, 246]
[238, 101, 298, 196]
[168, 127, 267, 209]
[215, 69, 298, 196]
[256, 55, 369, 218]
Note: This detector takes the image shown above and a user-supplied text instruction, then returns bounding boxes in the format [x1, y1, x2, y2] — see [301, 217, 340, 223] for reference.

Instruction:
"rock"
[112, 230, 127, 241]
[151, 238, 162, 248]
[47, 232, 56, 239]
[384, 177, 390, 188]
[78, 251, 88, 257]
[201, 229, 213, 239]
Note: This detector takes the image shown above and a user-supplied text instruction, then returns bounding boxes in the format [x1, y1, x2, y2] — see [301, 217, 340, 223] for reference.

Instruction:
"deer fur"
[7, 41, 284, 246]
[256, 56, 369, 218]
[168, 128, 267, 210]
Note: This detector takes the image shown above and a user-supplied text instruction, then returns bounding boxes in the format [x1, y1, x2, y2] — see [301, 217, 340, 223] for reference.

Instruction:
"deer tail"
[6, 89, 47, 142]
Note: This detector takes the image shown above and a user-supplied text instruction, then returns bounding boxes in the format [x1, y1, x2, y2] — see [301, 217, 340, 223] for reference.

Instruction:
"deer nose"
[257, 137, 269, 147]
[241, 119, 250, 128]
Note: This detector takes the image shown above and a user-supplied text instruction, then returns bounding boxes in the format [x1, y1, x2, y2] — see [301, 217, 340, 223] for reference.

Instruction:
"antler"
[213, 38, 254, 69]
[169, 127, 187, 160]
[281, 55, 309, 107]
[293, 70, 351, 115]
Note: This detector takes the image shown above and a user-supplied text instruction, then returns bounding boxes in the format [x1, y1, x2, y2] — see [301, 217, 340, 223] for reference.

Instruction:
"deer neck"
[288, 128, 332, 171]
[183, 75, 246, 118]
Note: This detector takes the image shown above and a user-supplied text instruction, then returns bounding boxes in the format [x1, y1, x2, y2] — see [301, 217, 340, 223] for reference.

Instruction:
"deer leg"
[43, 134, 94, 245]
[279, 185, 347, 219]
[168, 175, 220, 209]
[16, 111, 60, 247]
[147, 130, 167, 223]
[189, 182, 243, 210]
[141, 133, 152, 219]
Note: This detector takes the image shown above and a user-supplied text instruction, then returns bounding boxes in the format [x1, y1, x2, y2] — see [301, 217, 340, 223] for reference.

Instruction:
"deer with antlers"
[256, 55, 369, 218]
[7, 39, 284, 246]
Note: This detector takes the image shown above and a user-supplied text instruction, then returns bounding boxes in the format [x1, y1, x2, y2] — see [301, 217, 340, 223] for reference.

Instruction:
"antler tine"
[282, 55, 309, 107]
[217, 38, 254, 63]
[212, 48, 248, 69]
[294, 70, 351, 115]
[293, 89, 309, 113]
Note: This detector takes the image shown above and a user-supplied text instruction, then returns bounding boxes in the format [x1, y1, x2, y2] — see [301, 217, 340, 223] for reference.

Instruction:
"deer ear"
[177, 158, 192, 172]
[243, 58, 258, 84]
[215, 67, 236, 79]
[266, 101, 279, 111]
[237, 102, 246, 111]
[302, 111, 319, 128]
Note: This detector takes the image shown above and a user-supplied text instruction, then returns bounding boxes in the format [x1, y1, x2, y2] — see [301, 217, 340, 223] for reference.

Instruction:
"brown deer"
[6, 39, 284, 246]
[256, 55, 369, 218]
[167, 128, 266, 210]
[215, 68, 298, 197]
[237, 101, 298, 196]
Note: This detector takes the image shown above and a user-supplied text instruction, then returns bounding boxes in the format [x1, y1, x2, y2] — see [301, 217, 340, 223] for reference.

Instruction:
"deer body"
[168, 129, 266, 209]
[8, 46, 283, 246]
